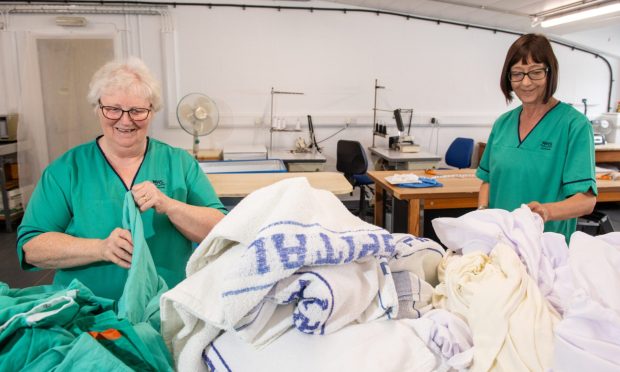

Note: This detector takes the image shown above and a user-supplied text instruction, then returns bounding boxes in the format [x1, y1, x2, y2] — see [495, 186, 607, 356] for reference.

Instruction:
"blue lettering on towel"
[248, 221, 397, 276]
[381, 234, 396, 255]
[250, 238, 270, 274]
[314, 233, 344, 265]
[272, 233, 307, 270]
[357, 234, 381, 259]
[340, 236, 357, 263]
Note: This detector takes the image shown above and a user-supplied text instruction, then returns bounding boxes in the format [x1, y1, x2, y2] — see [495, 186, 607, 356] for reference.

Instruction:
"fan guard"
[176, 93, 219, 158]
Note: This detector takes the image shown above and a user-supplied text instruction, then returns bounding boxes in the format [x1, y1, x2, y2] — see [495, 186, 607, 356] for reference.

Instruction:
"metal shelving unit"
[371, 79, 413, 147]
[269, 87, 304, 151]
[0, 143, 21, 232]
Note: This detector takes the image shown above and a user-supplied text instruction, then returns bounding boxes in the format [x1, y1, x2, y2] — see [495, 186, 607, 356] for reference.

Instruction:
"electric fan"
[176, 93, 219, 158]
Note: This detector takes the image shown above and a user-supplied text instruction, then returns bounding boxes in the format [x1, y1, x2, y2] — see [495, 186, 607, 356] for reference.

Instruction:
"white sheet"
[554, 232, 620, 371]
[204, 319, 438, 372]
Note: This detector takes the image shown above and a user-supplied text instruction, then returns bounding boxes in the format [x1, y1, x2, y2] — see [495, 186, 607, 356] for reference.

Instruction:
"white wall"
[1, 1, 618, 170]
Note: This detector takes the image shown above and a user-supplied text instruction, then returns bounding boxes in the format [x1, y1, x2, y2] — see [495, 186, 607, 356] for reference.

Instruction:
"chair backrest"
[336, 140, 368, 179]
[445, 137, 474, 169]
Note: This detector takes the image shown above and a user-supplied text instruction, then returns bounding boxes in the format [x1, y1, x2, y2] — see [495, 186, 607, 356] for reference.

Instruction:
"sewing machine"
[390, 134, 419, 152]
[392, 109, 419, 153]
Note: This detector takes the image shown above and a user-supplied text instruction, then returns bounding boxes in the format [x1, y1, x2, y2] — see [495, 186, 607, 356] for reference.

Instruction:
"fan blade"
[202, 117, 218, 135]
[195, 96, 211, 110]
[192, 120, 205, 134]
[178, 104, 195, 122]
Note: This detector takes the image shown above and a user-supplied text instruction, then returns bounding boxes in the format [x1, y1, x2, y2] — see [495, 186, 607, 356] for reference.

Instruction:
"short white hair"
[87, 56, 162, 112]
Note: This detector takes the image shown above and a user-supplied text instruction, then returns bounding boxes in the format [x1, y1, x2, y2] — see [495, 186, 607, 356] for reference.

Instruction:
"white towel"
[431, 205, 572, 314]
[204, 320, 438, 372]
[160, 177, 441, 371]
[234, 259, 398, 346]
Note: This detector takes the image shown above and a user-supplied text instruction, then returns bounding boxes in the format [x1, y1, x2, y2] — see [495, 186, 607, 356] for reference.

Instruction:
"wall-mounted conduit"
[3, 0, 615, 111]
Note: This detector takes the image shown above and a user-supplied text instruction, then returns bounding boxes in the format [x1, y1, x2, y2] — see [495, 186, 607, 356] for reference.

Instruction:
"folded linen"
[160, 177, 444, 371]
[385, 174, 443, 188]
[385, 173, 421, 184]
[234, 259, 398, 345]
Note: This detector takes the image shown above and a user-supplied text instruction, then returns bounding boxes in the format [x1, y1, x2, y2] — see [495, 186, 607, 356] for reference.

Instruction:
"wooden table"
[186, 148, 223, 161]
[207, 172, 353, 197]
[594, 143, 620, 163]
[368, 169, 620, 236]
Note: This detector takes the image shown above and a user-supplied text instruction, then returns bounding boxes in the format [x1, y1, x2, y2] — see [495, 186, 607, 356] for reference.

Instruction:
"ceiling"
[324, 0, 620, 57]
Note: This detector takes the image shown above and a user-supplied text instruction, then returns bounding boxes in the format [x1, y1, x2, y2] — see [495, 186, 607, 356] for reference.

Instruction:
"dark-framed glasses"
[98, 100, 152, 121]
[509, 68, 548, 82]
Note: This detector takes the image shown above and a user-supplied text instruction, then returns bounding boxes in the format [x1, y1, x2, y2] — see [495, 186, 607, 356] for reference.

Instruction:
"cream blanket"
[432, 205, 571, 314]
[433, 243, 560, 372]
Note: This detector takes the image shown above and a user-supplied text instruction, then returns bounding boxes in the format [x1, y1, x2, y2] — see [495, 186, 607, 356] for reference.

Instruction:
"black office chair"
[336, 140, 374, 220]
[445, 137, 475, 169]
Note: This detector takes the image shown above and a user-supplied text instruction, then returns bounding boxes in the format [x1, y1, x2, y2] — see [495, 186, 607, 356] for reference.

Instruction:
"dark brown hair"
[500, 33, 558, 104]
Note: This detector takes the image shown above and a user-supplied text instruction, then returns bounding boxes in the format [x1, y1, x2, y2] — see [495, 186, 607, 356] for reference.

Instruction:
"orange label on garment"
[88, 328, 122, 340]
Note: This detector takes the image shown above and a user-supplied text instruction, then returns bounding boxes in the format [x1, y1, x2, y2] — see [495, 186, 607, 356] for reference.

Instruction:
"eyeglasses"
[509, 68, 548, 82]
[98, 100, 152, 121]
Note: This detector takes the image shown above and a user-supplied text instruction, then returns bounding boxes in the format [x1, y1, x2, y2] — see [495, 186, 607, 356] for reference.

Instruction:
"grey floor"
[2, 202, 619, 290]
[0, 221, 54, 289]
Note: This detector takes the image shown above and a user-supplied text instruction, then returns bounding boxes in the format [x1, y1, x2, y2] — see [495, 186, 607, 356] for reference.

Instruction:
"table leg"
[407, 199, 422, 236]
[374, 183, 384, 228]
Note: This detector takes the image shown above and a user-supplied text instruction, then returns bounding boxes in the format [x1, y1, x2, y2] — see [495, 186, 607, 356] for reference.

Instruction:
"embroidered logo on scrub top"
[152, 179, 166, 189]
[540, 141, 552, 150]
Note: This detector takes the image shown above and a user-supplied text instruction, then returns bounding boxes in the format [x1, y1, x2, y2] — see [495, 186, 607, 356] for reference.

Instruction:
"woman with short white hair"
[17, 57, 227, 300]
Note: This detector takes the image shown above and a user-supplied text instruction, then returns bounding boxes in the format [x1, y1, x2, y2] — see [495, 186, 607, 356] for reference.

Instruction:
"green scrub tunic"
[476, 101, 597, 242]
[17, 137, 227, 300]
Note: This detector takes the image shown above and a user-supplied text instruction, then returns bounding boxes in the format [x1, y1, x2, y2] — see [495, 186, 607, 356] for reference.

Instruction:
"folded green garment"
[395, 177, 443, 188]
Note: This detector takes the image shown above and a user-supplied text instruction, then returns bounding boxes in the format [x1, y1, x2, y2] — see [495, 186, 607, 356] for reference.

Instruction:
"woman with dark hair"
[476, 33, 597, 242]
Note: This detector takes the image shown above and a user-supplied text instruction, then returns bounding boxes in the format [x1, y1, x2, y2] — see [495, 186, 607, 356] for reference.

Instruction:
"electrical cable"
[317, 126, 347, 145]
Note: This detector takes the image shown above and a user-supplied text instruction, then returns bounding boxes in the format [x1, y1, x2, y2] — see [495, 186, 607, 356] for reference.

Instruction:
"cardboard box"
[9, 163, 17, 180]
[7, 188, 22, 212]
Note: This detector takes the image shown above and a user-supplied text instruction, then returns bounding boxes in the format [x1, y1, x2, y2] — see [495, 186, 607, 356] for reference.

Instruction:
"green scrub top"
[17, 137, 228, 300]
[476, 101, 597, 242]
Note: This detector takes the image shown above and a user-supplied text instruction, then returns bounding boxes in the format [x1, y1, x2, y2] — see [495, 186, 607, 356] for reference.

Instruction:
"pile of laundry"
[160, 177, 620, 372]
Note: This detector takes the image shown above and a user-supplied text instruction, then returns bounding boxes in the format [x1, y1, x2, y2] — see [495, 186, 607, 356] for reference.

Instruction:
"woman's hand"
[132, 181, 172, 213]
[101, 227, 133, 268]
[527, 201, 550, 223]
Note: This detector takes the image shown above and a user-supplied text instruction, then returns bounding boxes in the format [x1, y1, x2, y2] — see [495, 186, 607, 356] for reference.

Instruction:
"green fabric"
[117, 191, 168, 330]
[17, 136, 227, 300]
[23, 332, 135, 372]
[477, 102, 597, 242]
[0, 280, 173, 371]
[3, 187, 175, 371]
[70, 311, 172, 371]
